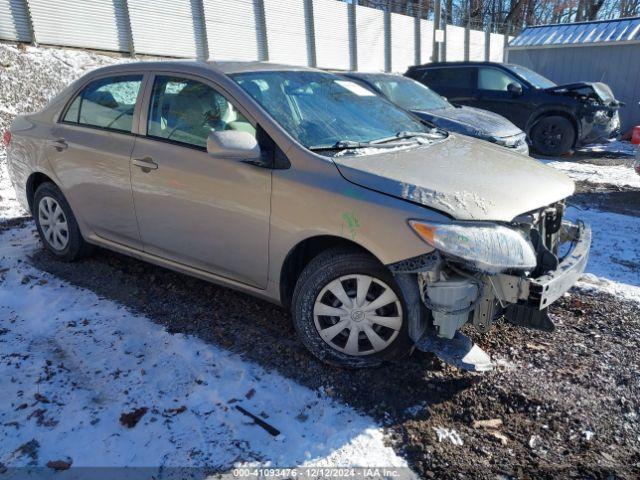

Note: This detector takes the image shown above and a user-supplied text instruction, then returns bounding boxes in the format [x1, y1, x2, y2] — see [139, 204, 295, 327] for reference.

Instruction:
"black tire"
[292, 247, 412, 368]
[530, 115, 576, 156]
[33, 182, 92, 261]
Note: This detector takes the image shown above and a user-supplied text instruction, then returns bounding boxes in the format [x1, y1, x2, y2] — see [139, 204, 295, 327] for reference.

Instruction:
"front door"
[49, 74, 145, 248]
[474, 67, 531, 129]
[130, 74, 272, 288]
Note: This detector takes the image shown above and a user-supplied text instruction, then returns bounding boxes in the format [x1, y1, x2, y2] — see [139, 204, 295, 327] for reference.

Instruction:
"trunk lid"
[332, 135, 574, 222]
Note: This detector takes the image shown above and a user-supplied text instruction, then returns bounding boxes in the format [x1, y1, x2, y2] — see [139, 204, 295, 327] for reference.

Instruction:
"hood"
[546, 81, 619, 106]
[332, 135, 574, 222]
[413, 105, 523, 138]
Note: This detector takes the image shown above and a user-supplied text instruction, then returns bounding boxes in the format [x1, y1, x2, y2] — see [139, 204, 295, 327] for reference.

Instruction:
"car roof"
[83, 60, 318, 77]
[341, 71, 403, 80]
[408, 61, 515, 69]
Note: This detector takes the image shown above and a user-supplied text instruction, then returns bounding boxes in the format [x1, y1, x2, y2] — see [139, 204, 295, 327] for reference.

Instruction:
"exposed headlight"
[409, 220, 537, 273]
[593, 110, 611, 125]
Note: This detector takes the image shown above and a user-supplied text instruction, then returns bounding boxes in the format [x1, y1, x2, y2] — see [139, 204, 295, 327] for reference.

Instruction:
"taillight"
[2, 130, 11, 147]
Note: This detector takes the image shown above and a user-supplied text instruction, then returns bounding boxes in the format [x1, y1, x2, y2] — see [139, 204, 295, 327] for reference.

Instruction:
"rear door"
[48, 74, 145, 248]
[419, 66, 477, 105]
[129, 73, 272, 288]
[473, 67, 532, 129]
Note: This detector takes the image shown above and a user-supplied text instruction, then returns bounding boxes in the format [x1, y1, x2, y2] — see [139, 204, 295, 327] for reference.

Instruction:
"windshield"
[509, 65, 556, 89]
[362, 75, 451, 111]
[231, 71, 431, 149]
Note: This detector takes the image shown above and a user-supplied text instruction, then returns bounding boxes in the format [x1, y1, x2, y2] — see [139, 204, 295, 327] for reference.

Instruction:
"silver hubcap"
[313, 274, 403, 356]
[38, 196, 69, 251]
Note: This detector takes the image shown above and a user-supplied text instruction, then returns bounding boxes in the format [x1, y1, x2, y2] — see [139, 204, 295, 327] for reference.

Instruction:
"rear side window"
[421, 67, 475, 89]
[63, 75, 143, 133]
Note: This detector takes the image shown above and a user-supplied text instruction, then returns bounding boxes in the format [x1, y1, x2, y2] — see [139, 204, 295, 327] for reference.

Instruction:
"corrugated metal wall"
[128, 0, 204, 58]
[263, 0, 308, 66]
[507, 43, 640, 131]
[203, 0, 260, 61]
[313, 0, 350, 70]
[390, 12, 414, 73]
[0, 0, 508, 69]
[446, 25, 466, 61]
[420, 19, 434, 64]
[355, 4, 385, 72]
[28, 0, 129, 51]
[489, 33, 505, 62]
[0, 0, 31, 42]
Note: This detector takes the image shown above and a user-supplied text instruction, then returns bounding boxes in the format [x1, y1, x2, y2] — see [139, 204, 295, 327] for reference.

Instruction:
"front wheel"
[292, 248, 412, 368]
[530, 115, 576, 156]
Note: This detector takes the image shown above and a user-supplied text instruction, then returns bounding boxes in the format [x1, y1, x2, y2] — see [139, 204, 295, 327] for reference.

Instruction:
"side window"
[422, 67, 474, 89]
[478, 68, 521, 92]
[147, 76, 255, 149]
[63, 75, 142, 132]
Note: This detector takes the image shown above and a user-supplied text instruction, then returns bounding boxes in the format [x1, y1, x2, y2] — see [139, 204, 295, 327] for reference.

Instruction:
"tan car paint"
[6, 61, 575, 307]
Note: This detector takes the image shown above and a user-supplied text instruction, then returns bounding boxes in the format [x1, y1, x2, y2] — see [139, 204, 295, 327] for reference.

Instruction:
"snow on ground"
[565, 206, 640, 303]
[577, 140, 637, 157]
[543, 159, 640, 189]
[0, 225, 410, 472]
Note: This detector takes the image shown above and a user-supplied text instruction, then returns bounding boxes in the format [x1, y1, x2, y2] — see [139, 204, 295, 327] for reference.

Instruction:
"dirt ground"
[0, 150, 634, 478]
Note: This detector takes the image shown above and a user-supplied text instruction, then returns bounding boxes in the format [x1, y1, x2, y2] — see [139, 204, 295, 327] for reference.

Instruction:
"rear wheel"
[292, 248, 411, 368]
[34, 182, 92, 261]
[530, 115, 576, 156]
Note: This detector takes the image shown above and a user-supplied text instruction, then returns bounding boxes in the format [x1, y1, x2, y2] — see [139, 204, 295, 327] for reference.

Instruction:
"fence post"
[348, 1, 357, 71]
[414, 0, 423, 65]
[113, 0, 135, 56]
[253, 0, 269, 61]
[303, 0, 317, 67]
[384, 8, 391, 72]
[464, 26, 470, 60]
[484, 21, 491, 61]
[191, 0, 209, 60]
[432, 0, 440, 62]
[20, 0, 37, 45]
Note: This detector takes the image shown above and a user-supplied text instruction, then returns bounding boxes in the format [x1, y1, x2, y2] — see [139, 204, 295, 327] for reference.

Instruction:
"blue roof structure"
[510, 17, 640, 47]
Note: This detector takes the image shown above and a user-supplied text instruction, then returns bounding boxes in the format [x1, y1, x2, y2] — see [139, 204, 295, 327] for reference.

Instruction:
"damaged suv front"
[547, 82, 622, 145]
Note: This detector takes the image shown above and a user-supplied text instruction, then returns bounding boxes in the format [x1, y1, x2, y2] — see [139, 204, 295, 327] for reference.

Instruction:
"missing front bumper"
[497, 221, 591, 330]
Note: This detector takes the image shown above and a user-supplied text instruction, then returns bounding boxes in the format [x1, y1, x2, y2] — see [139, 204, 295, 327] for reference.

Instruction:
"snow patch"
[544, 160, 640, 189]
[0, 225, 409, 470]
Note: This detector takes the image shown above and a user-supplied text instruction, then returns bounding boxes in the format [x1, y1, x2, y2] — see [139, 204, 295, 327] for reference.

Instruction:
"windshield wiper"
[308, 139, 415, 151]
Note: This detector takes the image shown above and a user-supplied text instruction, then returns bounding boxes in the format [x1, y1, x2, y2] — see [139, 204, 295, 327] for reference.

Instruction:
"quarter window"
[147, 76, 255, 149]
[63, 75, 142, 132]
[478, 68, 522, 91]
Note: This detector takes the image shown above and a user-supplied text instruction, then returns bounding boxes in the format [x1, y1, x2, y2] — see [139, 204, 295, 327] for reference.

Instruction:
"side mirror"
[507, 82, 523, 96]
[207, 130, 263, 163]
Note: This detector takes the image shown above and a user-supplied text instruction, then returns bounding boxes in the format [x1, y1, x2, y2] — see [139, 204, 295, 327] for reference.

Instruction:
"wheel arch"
[279, 235, 382, 309]
[26, 171, 57, 215]
[527, 109, 580, 147]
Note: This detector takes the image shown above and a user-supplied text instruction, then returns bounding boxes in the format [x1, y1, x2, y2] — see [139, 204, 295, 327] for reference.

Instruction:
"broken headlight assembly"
[409, 220, 537, 274]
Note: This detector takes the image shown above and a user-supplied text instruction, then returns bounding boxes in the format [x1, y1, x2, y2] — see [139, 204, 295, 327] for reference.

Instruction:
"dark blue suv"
[406, 62, 622, 156]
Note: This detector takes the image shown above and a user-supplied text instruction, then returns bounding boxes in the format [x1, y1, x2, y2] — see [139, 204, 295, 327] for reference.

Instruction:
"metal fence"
[0, 0, 509, 71]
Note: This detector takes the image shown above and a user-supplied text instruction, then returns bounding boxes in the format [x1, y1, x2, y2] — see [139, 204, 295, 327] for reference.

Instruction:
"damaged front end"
[547, 82, 623, 144]
[390, 202, 591, 344]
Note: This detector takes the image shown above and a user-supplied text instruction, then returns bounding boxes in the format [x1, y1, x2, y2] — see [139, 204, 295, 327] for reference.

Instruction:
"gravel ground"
[5, 208, 634, 478]
[1, 42, 639, 477]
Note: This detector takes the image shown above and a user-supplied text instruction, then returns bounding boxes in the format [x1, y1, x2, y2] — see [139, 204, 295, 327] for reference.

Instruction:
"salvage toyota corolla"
[5, 61, 591, 367]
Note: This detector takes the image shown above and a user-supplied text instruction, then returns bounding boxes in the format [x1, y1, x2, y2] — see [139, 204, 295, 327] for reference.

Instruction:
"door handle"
[132, 157, 158, 172]
[49, 138, 68, 152]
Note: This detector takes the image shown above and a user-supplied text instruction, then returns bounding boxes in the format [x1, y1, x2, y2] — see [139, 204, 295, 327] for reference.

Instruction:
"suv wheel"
[531, 115, 575, 156]
[34, 182, 92, 261]
[292, 248, 411, 368]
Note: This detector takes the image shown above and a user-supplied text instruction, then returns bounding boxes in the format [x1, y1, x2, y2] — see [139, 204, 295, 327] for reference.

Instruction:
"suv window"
[63, 75, 142, 132]
[477, 67, 522, 91]
[421, 67, 475, 89]
[147, 76, 255, 149]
